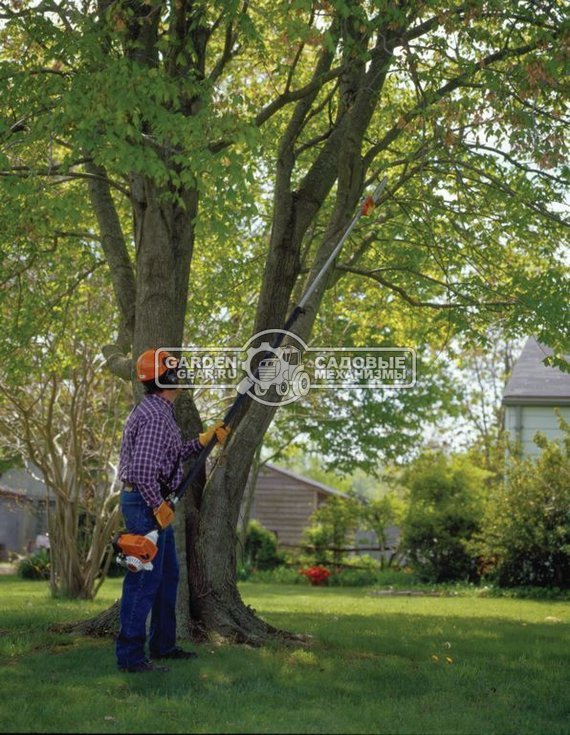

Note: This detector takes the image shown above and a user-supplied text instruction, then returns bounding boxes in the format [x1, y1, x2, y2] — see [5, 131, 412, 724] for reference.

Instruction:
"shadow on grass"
[1, 591, 569, 734]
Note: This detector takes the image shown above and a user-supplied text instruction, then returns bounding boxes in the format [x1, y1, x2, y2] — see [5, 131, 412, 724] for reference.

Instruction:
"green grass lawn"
[0, 576, 569, 734]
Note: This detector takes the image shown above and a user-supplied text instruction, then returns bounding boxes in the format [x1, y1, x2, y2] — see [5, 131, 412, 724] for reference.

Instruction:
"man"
[116, 348, 229, 673]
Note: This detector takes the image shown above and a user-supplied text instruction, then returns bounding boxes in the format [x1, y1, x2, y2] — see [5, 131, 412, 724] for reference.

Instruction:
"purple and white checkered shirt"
[118, 394, 202, 509]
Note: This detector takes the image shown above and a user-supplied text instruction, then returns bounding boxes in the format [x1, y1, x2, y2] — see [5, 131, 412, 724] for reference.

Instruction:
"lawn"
[0, 576, 569, 734]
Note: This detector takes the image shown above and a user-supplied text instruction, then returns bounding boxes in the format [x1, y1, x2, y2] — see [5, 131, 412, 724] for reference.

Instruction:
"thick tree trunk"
[186, 442, 268, 641]
[130, 175, 196, 354]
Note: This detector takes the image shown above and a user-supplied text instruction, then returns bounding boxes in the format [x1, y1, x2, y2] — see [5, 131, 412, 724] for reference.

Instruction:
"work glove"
[199, 420, 231, 447]
[153, 500, 175, 529]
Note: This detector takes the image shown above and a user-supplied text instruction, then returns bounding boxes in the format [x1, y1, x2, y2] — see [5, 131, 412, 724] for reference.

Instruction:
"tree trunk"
[48, 485, 87, 599]
[130, 174, 196, 354]
[185, 440, 270, 643]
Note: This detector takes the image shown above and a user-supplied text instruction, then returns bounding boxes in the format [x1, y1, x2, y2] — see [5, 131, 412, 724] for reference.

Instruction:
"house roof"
[503, 336, 570, 406]
[0, 463, 48, 499]
[263, 464, 347, 497]
[0, 484, 30, 500]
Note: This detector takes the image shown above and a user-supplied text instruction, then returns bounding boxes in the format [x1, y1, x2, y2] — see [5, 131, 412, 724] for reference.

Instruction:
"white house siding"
[0, 464, 52, 553]
[0, 491, 37, 556]
[504, 405, 570, 457]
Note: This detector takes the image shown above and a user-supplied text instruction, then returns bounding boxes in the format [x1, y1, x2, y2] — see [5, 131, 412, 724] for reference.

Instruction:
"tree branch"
[461, 141, 569, 186]
[335, 264, 516, 310]
[364, 36, 560, 170]
[101, 344, 132, 382]
[255, 67, 343, 129]
[0, 165, 130, 197]
[208, 1, 250, 83]
[84, 161, 136, 353]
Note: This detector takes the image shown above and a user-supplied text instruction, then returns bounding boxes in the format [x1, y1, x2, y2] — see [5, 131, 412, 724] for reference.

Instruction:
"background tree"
[303, 492, 362, 566]
[400, 451, 488, 582]
[242, 520, 285, 572]
[359, 492, 403, 569]
[0, 0, 568, 640]
[0, 337, 128, 599]
[421, 332, 521, 467]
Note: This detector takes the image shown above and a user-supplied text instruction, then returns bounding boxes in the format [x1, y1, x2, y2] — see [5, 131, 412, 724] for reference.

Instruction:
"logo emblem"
[238, 330, 311, 406]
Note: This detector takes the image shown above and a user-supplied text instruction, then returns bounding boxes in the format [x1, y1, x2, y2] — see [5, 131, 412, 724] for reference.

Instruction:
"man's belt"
[122, 483, 136, 492]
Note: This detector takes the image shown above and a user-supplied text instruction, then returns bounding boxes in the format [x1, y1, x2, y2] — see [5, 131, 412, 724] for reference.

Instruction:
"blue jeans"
[115, 490, 180, 669]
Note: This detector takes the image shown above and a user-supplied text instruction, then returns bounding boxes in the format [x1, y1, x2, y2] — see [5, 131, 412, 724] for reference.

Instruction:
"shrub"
[400, 452, 487, 583]
[246, 566, 308, 584]
[479, 423, 570, 588]
[300, 565, 331, 586]
[17, 549, 51, 580]
[243, 565, 421, 588]
[482, 585, 570, 600]
[243, 520, 285, 571]
[342, 554, 381, 571]
[237, 564, 253, 581]
[328, 569, 379, 587]
[374, 567, 423, 587]
[302, 524, 332, 565]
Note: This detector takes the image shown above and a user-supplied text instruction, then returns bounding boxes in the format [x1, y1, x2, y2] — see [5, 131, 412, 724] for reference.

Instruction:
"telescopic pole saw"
[168, 176, 388, 507]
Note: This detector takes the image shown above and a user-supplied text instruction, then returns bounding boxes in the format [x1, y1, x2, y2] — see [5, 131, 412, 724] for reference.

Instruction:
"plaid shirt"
[118, 394, 202, 509]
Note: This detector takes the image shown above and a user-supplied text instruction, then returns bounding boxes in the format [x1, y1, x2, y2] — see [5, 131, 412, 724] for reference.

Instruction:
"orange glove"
[199, 420, 231, 447]
[153, 500, 175, 529]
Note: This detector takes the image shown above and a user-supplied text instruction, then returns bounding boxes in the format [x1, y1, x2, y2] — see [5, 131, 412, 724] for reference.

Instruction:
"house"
[2, 460, 341, 556]
[502, 336, 570, 457]
[0, 464, 51, 556]
[1, 458, 400, 562]
[0, 486, 36, 560]
[244, 463, 401, 562]
[244, 463, 346, 548]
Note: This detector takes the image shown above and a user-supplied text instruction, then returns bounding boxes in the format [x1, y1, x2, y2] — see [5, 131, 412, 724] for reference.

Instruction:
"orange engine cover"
[116, 533, 158, 563]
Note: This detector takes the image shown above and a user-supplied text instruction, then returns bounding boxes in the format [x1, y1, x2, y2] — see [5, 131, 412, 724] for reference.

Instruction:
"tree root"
[52, 596, 312, 648]
[188, 595, 313, 648]
[50, 600, 120, 637]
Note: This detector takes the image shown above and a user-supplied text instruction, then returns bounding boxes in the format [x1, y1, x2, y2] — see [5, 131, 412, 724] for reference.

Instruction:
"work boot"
[119, 660, 170, 673]
[151, 647, 198, 660]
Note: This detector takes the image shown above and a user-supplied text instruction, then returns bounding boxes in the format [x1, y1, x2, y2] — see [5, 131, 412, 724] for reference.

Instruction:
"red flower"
[300, 565, 330, 586]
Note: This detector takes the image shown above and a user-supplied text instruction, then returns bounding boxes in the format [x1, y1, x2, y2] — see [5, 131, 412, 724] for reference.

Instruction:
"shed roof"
[502, 337, 570, 405]
[262, 464, 347, 497]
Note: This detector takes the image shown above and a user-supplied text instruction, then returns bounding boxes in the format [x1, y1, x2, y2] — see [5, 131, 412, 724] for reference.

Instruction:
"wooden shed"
[246, 464, 346, 548]
[502, 336, 570, 457]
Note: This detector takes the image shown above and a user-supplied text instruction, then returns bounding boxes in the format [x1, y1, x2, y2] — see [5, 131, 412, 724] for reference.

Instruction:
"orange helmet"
[136, 348, 178, 383]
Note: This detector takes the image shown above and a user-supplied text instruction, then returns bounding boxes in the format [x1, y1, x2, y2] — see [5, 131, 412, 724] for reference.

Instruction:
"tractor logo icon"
[239, 331, 311, 405]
